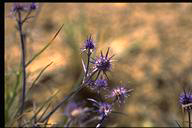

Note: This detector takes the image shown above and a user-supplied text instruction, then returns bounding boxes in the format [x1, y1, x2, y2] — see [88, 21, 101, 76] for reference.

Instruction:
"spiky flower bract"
[91, 48, 114, 80]
[98, 102, 112, 117]
[107, 86, 133, 104]
[87, 98, 112, 117]
[89, 99, 112, 128]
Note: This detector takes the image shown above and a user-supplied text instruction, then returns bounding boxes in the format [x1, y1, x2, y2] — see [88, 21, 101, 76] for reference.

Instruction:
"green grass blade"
[111, 111, 129, 117]
[40, 85, 84, 122]
[25, 24, 64, 67]
[37, 102, 52, 122]
[22, 90, 60, 127]
[5, 64, 22, 125]
[30, 90, 59, 121]
[26, 61, 53, 97]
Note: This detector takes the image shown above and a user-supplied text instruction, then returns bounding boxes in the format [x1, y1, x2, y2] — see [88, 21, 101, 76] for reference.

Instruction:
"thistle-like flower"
[29, 2, 37, 10]
[81, 35, 95, 53]
[179, 90, 192, 111]
[87, 98, 112, 117]
[98, 102, 112, 117]
[87, 98, 112, 128]
[107, 86, 133, 104]
[92, 48, 114, 80]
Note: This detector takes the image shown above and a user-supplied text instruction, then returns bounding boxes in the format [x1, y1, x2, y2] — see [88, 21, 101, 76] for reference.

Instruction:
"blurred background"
[5, 3, 192, 127]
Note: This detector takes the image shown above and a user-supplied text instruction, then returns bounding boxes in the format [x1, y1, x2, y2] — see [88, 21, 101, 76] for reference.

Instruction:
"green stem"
[17, 10, 27, 126]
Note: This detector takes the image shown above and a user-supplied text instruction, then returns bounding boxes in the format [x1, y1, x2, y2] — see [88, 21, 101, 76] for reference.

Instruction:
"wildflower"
[179, 90, 192, 111]
[92, 48, 114, 79]
[29, 3, 37, 10]
[98, 102, 112, 117]
[107, 86, 133, 104]
[81, 35, 95, 53]
[87, 98, 112, 117]
[87, 98, 112, 128]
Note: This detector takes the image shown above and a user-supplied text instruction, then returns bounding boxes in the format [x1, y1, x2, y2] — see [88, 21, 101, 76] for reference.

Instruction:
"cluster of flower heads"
[78, 35, 133, 127]
[10, 3, 38, 20]
[11, 3, 37, 13]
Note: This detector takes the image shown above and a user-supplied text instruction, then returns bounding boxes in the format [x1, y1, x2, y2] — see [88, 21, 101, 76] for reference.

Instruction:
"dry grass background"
[5, 3, 192, 127]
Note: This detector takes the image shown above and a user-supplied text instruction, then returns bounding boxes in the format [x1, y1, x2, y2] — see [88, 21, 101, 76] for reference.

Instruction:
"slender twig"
[17, 10, 27, 125]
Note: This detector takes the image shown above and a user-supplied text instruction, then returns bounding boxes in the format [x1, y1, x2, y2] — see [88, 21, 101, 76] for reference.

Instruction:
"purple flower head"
[29, 3, 38, 10]
[98, 102, 112, 117]
[82, 35, 95, 53]
[91, 48, 114, 79]
[87, 98, 112, 117]
[85, 35, 95, 50]
[107, 86, 133, 104]
[179, 90, 192, 110]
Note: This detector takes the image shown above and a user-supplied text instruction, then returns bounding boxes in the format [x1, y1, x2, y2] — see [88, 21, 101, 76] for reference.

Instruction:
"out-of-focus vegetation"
[5, 3, 192, 127]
